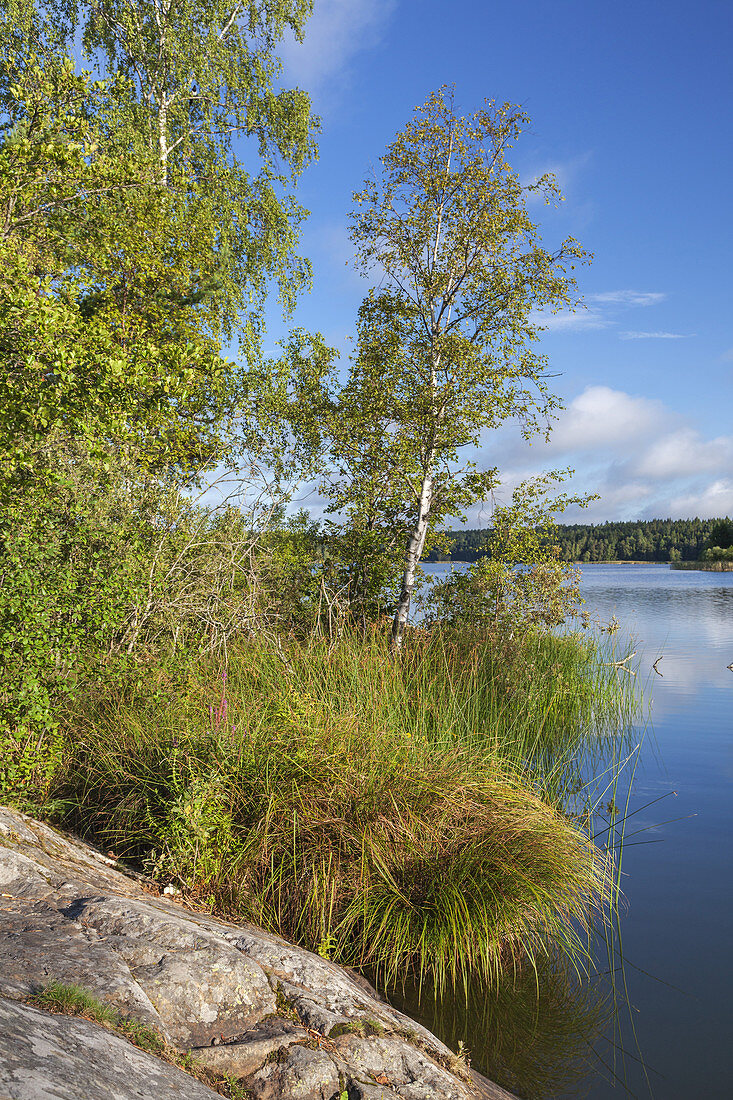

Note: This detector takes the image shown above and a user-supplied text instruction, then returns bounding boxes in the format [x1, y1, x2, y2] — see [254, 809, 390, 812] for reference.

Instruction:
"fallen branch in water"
[605, 651, 637, 675]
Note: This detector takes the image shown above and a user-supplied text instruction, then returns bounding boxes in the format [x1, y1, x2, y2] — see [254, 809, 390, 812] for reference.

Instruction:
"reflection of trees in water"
[587, 583, 733, 630]
[387, 953, 610, 1099]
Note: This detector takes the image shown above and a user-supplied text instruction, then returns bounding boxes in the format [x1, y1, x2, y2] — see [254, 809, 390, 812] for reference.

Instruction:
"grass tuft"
[30, 983, 117, 1025]
[28, 983, 251, 1098]
[46, 626, 634, 993]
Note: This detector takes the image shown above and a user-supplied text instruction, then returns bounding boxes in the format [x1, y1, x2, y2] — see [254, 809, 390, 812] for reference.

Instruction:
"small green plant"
[0, 723, 64, 806]
[275, 983, 301, 1023]
[451, 1040, 471, 1075]
[329, 1018, 385, 1039]
[317, 933, 339, 961]
[28, 983, 251, 1098]
[30, 983, 116, 1025]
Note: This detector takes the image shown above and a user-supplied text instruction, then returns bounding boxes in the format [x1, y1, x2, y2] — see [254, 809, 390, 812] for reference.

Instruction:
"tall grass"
[48, 626, 635, 993]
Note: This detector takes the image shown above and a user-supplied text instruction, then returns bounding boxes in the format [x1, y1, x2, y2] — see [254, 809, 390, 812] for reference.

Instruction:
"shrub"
[0, 441, 318, 743]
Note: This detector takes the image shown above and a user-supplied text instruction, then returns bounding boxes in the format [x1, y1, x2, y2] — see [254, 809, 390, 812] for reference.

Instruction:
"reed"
[48, 625, 634, 992]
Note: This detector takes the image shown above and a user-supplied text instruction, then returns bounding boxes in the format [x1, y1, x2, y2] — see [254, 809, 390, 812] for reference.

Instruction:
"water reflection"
[388, 955, 611, 1099]
[415, 564, 733, 1099]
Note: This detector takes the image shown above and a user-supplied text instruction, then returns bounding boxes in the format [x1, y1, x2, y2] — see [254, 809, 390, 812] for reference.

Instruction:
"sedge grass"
[48, 625, 634, 993]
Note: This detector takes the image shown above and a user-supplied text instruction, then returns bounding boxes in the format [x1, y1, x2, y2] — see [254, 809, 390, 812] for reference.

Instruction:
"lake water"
[411, 563, 733, 1098]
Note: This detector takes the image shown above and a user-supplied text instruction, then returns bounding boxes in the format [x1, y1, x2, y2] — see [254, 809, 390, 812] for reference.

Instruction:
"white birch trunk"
[390, 124, 453, 653]
[158, 99, 168, 186]
[391, 465, 434, 652]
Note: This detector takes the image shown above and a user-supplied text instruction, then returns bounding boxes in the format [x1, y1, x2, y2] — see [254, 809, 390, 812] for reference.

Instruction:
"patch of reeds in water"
[50, 627, 636, 994]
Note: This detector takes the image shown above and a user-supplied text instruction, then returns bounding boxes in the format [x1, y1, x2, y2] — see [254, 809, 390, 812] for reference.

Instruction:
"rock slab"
[0, 997, 222, 1100]
[0, 807, 517, 1100]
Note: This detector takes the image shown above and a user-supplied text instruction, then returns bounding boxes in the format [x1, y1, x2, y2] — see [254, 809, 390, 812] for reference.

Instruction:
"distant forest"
[427, 518, 724, 563]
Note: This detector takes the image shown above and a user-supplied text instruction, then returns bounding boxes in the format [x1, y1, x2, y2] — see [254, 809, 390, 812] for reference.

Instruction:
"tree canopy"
[0, 0, 318, 487]
[0, 0, 319, 734]
[321, 87, 589, 647]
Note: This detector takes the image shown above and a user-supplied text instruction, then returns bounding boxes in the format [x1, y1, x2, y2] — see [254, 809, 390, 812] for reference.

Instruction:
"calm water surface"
[415, 563, 733, 1099]
[567, 564, 733, 1100]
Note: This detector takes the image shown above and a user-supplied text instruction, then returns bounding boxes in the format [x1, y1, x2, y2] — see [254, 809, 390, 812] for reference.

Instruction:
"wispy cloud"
[523, 152, 593, 203]
[533, 288, 668, 336]
[588, 290, 666, 308]
[620, 330, 695, 340]
[279, 0, 396, 95]
[529, 307, 609, 333]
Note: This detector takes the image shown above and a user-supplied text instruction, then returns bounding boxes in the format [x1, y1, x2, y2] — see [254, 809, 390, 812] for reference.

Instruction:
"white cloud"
[529, 306, 608, 332]
[635, 430, 733, 480]
[669, 479, 733, 518]
[620, 330, 695, 340]
[533, 288, 669, 336]
[464, 385, 733, 523]
[588, 290, 666, 308]
[279, 0, 396, 94]
[549, 385, 670, 452]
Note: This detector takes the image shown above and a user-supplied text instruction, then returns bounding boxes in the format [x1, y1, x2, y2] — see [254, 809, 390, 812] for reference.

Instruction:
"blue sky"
[262, 0, 732, 524]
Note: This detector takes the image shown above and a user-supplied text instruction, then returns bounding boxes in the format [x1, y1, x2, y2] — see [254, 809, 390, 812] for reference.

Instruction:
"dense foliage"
[1, 21, 640, 1048]
[0, 0, 319, 736]
[427, 518, 729, 563]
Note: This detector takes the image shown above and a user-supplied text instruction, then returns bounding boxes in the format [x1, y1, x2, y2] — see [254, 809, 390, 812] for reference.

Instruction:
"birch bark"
[389, 126, 452, 652]
[391, 465, 434, 650]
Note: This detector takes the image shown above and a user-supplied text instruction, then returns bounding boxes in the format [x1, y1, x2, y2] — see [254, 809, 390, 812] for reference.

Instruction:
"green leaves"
[0, 1, 321, 492]
[50, 0, 318, 345]
[0, 3, 322, 734]
[320, 88, 591, 639]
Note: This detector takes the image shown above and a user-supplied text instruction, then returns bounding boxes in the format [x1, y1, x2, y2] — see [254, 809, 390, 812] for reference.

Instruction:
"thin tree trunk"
[391, 466, 434, 653]
[390, 125, 453, 654]
[158, 100, 168, 186]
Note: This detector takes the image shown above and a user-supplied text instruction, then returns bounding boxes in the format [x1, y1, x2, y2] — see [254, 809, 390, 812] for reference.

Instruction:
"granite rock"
[0, 997, 222, 1100]
[0, 807, 517, 1100]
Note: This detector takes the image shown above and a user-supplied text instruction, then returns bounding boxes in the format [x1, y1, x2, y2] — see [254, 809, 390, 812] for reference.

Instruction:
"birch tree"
[37, 0, 316, 346]
[340, 87, 588, 651]
[1, 0, 321, 483]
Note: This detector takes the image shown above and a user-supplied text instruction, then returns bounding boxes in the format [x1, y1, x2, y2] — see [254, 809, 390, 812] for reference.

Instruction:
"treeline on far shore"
[427, 518, 725, 564]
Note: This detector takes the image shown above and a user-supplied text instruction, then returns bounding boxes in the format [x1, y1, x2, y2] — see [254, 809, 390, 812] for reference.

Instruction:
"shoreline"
[670, 560, 733, 571]
[0, 807, 518, 1100]
[427, 559, 675, 566]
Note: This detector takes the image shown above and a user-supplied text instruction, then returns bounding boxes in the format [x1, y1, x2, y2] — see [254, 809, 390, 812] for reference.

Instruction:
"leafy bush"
[421, 477, 588, 636]
[0, 441, 317, 743]
[701, 544, 733, 562]
[0, 723, 64, 805]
